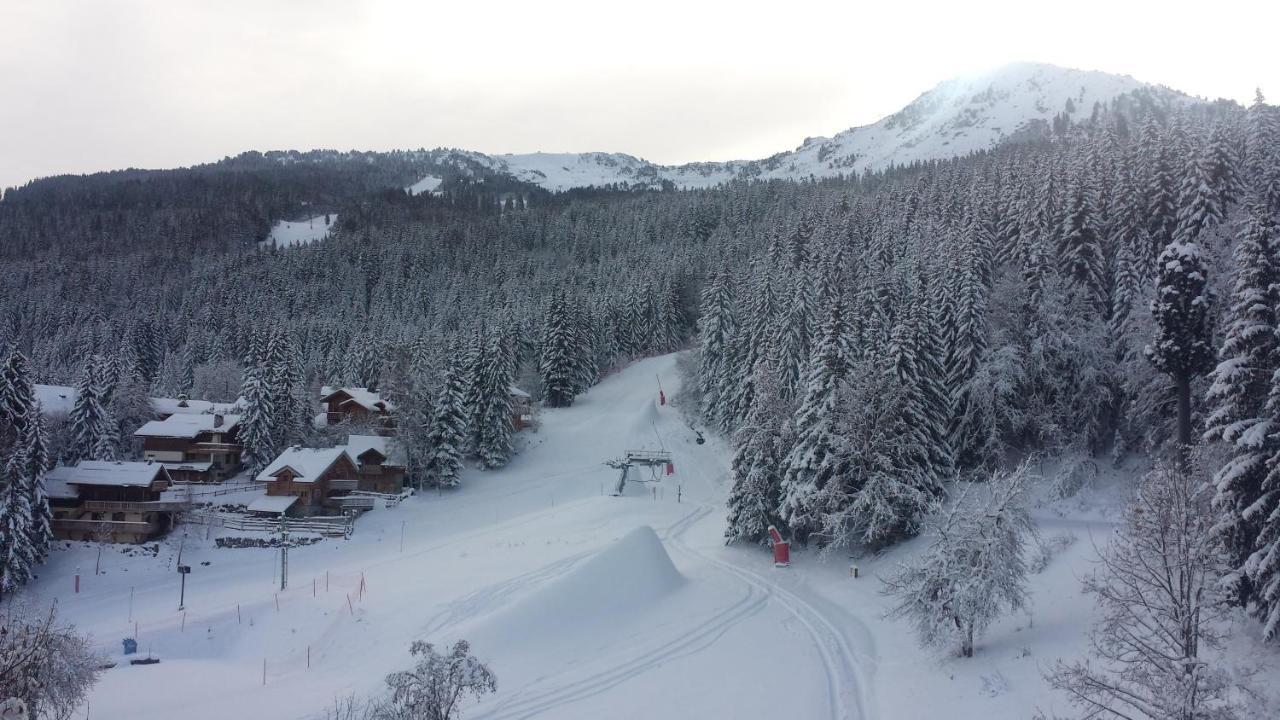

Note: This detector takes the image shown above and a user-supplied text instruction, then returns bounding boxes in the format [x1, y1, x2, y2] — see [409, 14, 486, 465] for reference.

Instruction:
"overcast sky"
[2, 0, 1277, 189]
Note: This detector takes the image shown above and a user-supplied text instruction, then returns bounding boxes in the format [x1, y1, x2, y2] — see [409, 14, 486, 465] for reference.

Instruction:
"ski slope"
[263, 215, 338, 248]
[23, 353, 1230, 719]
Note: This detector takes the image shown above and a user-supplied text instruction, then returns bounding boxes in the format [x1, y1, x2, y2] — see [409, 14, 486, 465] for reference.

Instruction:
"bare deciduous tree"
[370, 640, 496, 720]
[1048, 459, 1238, 720]
[0, 603, 104, 720]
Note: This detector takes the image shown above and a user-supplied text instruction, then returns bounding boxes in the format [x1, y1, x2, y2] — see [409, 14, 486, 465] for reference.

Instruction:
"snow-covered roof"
[151, 396, 241, 417]
[161, 461, 213, 473]
[47, 461, 169, 488]
[135, 413, 241, 439]
[320, 386, 395, 412]
[255, 446, 352, 484]
[509, 385, 530, 399]
[34, 384, 77, 416]
[247, 495, 299, 514]
[345, 435, 407, 467]
[42, 476, 79, 501]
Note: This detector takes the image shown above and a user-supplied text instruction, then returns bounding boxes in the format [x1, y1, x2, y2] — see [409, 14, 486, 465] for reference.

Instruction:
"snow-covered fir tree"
[469, 330, 515, 469]
[68, 355, 111, 463]
[778, 296, 851, 542]
[539, 292, 580, 408]
[1204, 199, 1278, 608]
[0, 443, 36, 598]
[725, 355, 787, 545]
[422, 353, 469, 488]
[697, 273, 737, 431]
[239, 342, 278, 475]
[1145, 239, 1215, 448]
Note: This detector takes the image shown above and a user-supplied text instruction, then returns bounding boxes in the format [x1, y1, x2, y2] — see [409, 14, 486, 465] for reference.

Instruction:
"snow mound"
[472, 526, 683, 648]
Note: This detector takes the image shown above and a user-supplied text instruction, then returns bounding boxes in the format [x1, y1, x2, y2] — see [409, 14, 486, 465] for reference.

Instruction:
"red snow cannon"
[768, 526, 790, 567]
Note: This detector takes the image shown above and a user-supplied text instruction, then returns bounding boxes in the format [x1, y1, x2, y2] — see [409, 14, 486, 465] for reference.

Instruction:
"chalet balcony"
[82, 499, 192, 513]
[328, 479, 359, 491]
[52, 518, 158, 533]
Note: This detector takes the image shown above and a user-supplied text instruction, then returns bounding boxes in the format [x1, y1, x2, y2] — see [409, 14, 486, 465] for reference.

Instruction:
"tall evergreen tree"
[778, 296, 851, 541]
[696, 273, 737, 430]
[539, 292, 578, 408]
[0, 443, 36, 598]
[1205, 200, 1278, 607]
[239, 345, 278, 475]
[470, 331, 515, 469]
[1146, 240, 1215, 449]
[725, 355, 786, 545]
[423, 353, 469, 489]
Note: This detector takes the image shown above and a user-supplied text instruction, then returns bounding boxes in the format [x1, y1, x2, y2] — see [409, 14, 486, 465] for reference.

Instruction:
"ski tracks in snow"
[469, 504, 775, 720]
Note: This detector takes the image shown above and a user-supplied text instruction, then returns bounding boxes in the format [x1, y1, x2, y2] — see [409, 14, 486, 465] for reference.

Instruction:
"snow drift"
[471, 526, 683, 650]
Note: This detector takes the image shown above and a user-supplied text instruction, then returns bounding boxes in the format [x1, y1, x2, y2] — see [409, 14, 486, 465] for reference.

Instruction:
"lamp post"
[176, 532, 190, 610]
[279, 520, 289, 591]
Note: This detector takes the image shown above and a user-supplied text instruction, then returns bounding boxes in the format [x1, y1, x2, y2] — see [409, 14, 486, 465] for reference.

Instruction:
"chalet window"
[91, 512, 103, 521]
[112, 512, 126, 522]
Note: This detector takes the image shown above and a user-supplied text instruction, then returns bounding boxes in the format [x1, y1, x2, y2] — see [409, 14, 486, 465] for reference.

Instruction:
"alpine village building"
[253, 435, 407, 517]
[134, 412, 243, 483]
[45, 461, 186, 544]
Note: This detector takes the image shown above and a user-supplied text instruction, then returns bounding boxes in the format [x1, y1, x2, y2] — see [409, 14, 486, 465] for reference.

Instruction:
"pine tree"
[774, 275, 815, 403]
[0, 351, 36, 446]
[1146, 240, 1215, 448]
[1205, 200, 1278, 607]
[470, 331, 514, 469]
[816, 352, 938, 549]
[239, 350, 277, 475]
[725, 356, 786, 545]
[423, 354, 468, 488]
[21, 408, 52, 565]
[778, 296, 851, 541]
[68, 356, 109, 463]
[1058, 174, 1106, 310]
[265, 330, 307, 447]
[0, 444, 36, 598]
[539, 292, 578, 408]
[696, 273, 737, 430]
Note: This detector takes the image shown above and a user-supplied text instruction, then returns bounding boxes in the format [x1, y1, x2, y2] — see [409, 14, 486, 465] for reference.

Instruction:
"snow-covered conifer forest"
[1, 63, 1280, 718]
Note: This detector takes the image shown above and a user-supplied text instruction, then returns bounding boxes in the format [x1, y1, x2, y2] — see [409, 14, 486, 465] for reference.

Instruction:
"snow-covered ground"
[405, 175, 442, 195]
[21, 353, 1272, 719]
[263, 215, 338, 248]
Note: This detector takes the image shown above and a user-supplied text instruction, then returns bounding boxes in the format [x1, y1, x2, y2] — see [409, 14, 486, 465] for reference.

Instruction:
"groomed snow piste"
[27, 353, 1173, 720]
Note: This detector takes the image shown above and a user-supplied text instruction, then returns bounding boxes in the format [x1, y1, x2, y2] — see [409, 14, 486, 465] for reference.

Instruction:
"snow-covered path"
[29, 354, 873, 720]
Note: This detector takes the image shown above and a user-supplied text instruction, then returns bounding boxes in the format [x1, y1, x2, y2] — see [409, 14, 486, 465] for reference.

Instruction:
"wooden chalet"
[346, 435, 407, 494]
[320, 386, 395, 433]
[510, 385, 533, 431]
[46, 461, 186, 544]
[254, 436, 409, 516]
[135, 412, 243, 482]
[254, 446, 361, 516]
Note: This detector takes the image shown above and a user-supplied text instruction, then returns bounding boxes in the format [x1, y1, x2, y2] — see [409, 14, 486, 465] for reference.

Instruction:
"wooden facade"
[260, 451, 361, 516]
[137, 413, 243, 482]
[47, 463, 185, 544]
[320, 388, 395, 433]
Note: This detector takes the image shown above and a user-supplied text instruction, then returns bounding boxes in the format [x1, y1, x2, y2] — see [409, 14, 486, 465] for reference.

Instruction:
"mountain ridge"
[461, 62, 1195, 191]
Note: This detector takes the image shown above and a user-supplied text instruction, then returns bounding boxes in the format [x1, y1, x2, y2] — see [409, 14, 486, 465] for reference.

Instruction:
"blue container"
[122, 638, 137, 655]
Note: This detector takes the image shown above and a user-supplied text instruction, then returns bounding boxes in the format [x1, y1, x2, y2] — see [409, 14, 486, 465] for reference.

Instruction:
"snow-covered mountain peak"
[415, 63, 1191, 192]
